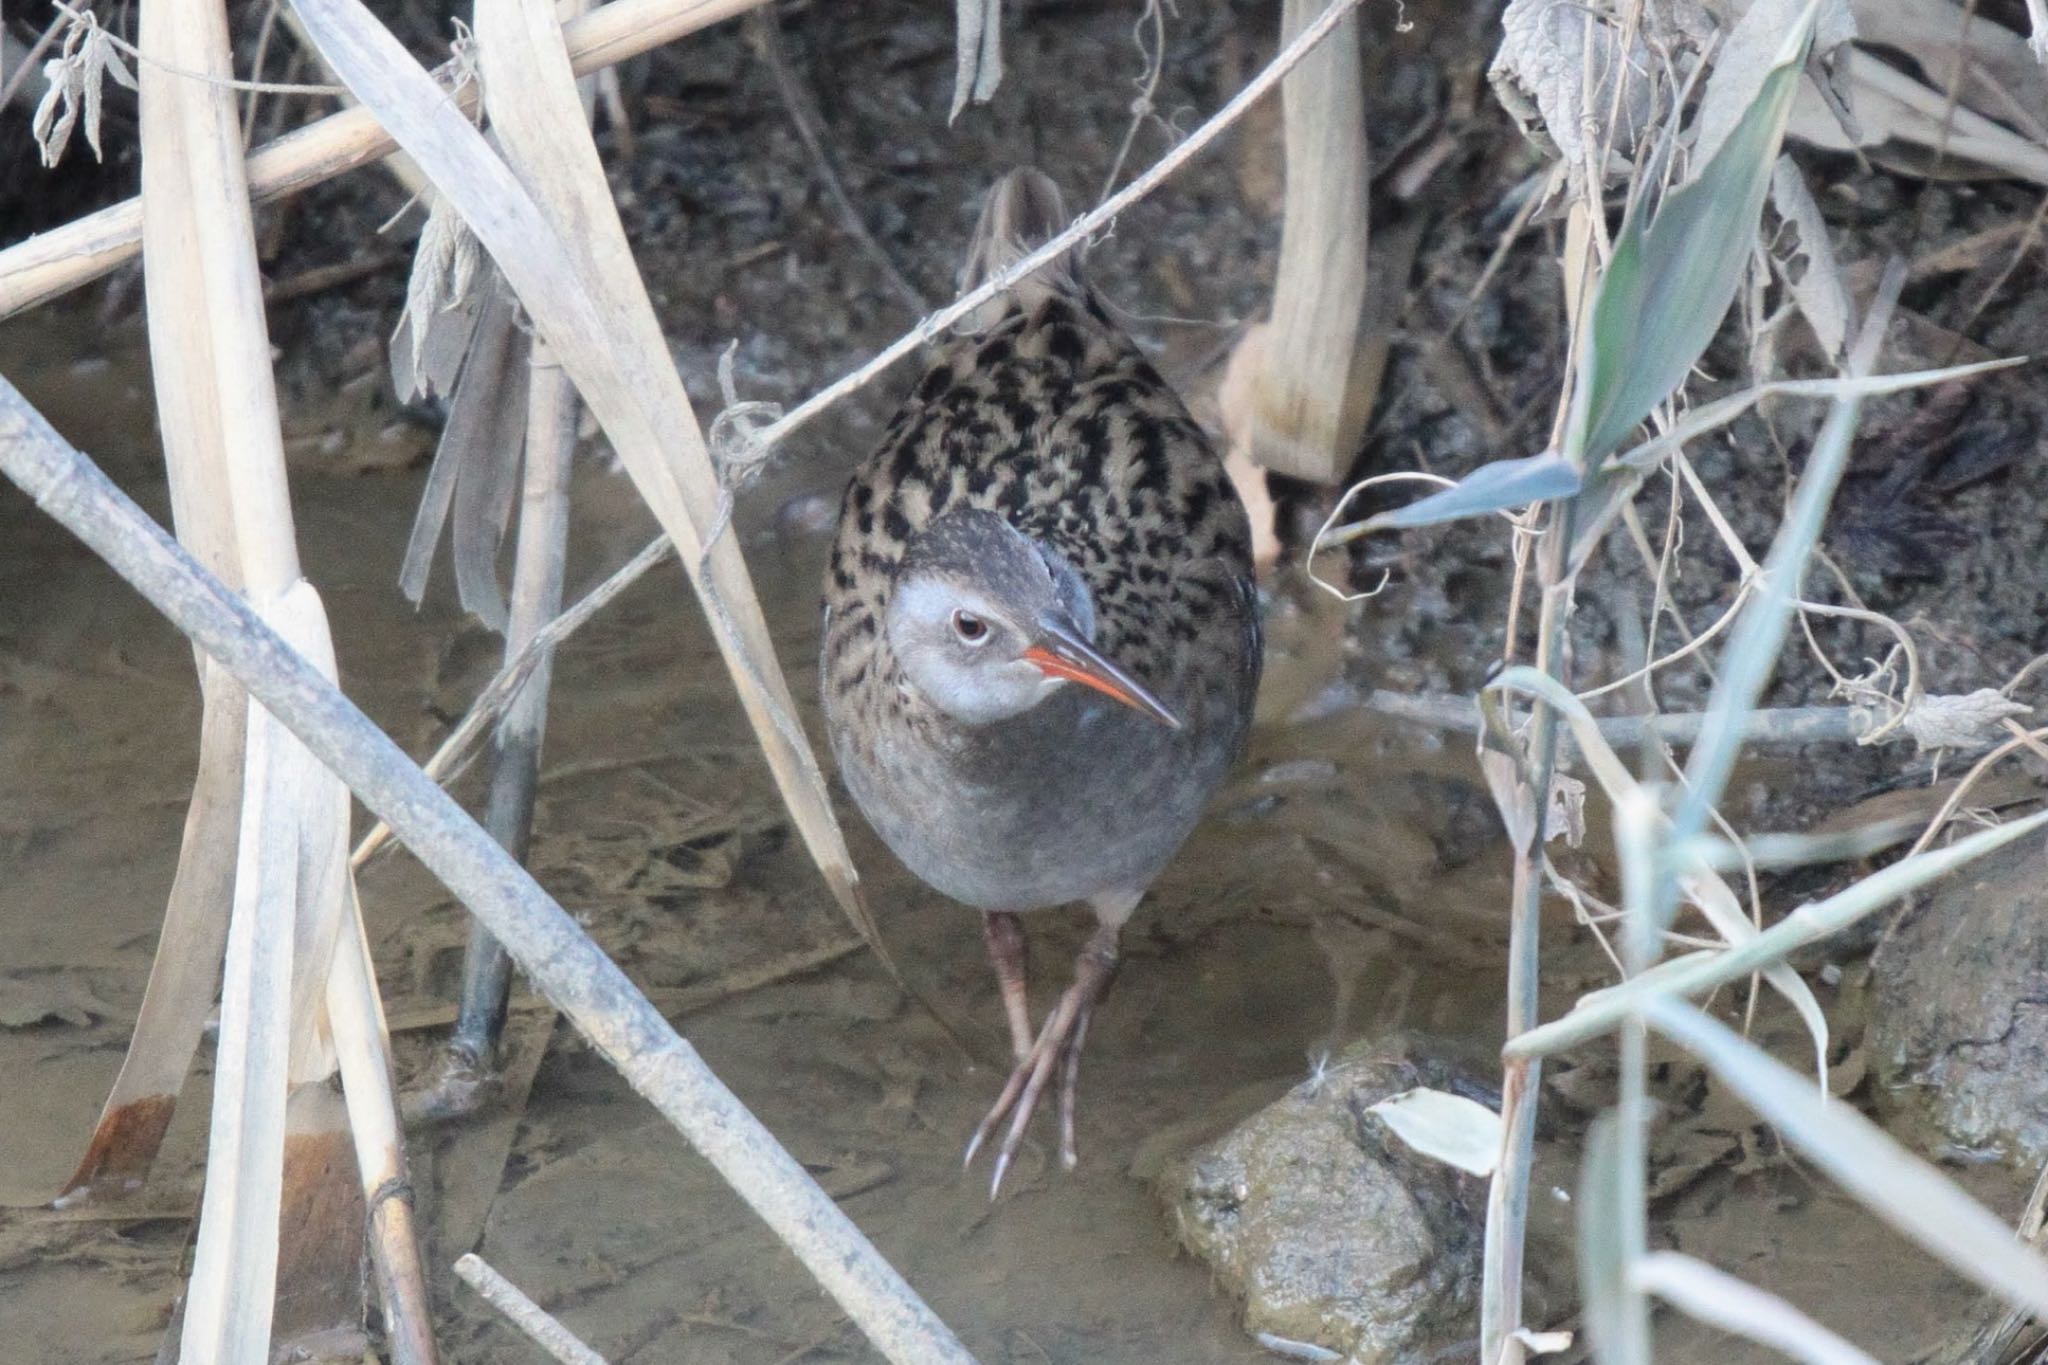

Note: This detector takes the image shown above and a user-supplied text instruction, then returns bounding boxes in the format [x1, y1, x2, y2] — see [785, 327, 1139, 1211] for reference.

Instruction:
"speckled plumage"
[817, 170, 1262, 1185]
[820, 228, 1260, 912]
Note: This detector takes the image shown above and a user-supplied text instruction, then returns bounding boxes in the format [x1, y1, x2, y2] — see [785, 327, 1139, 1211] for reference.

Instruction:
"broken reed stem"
[134, 0, 382, 1357]
[328, 898, 437, 1365]
[0, 0, 770, 320]
[335, 0, 1372, 807]
[1246, 0, 1372, 483]
[0, 379, 973, 1365]
[452, 340, 576, 1068]
[454, 1255, 606, 1365]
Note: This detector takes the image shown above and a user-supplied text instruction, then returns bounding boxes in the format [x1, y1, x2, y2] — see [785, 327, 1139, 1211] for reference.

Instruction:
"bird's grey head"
[884, 508, 1180, 730]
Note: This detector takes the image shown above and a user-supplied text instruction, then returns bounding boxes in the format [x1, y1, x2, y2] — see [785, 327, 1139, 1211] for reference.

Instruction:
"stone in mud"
[1158, 1036, 1486, 1363]
[1869, 839, 2048, 1164]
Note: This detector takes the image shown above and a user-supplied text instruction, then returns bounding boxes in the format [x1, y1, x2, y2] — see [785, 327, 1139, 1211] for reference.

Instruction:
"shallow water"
[0, 294, 2019, 1363]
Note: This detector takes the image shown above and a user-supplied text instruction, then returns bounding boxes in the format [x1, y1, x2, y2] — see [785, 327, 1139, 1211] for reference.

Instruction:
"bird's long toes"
[989, 1042, 1061, 1200]
[1057, 1039, 1082, 1170]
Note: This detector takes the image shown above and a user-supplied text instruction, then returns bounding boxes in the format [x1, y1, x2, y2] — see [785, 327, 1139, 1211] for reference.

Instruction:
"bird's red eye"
[952, 610, 989, 643]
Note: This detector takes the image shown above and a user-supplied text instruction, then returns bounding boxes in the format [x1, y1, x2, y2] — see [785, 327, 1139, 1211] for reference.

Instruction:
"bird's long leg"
[981, 911, 1033, 1063]
[966, 890, 1140, 1197]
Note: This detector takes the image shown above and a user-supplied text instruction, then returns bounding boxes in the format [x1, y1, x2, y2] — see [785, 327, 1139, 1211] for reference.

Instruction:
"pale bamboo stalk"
[1242, 0, 1371, 484]
[0, 379, 974, 1365]
[328, 888, 439, 1365]
[0, 0, 768, 320]
[454, 1255, 607, 1365]
[135, 1, 396, 1355]
[137, 0, 304, 1354]
[451, 339, 576, 1073]
[181, 699, 299, 1363]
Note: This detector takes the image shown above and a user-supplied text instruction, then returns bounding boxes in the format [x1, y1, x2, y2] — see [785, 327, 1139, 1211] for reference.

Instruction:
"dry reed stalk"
[0, 0, 767, 320]
[135, 3, 311, 1353]
[0, 377, 973, 1365]
[435, 14, 596, 1081]
[329, 891, 439, 1365]
[274, 4, 430, 197]
[283, 0, 890, 968]
[182, 696, 299, 1361]
[1236, 0, 1372, 484]
[123, 1, 430, 1357]
[448, 338, 576, 1081]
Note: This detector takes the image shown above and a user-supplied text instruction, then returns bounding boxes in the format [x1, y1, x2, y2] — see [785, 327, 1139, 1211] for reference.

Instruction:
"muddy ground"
[4, 0, 2048, 1360]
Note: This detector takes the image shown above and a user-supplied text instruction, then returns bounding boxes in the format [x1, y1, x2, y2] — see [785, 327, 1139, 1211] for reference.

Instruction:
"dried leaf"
[1546, 771, 1588, 848]
[400, 193, 486, 380]
[1768, 155, 1850, 358]
[950, 0, 1003, 122]
[1514, 1328, 1575, 1355]
[1695, 0, 1856, 166]
[1490, 0, 1706, 192]
[1897, 688, 2032, 752]
[1789, 47, 2048, 184]
[31, 10, 137, 169]
[1367, 1086, 1503, 1176]
[1850, 0, 2048, 139]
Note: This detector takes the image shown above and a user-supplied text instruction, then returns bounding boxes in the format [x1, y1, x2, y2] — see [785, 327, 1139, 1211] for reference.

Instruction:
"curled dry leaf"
[400, 193, 486, 381]
[1767, 154, 1850, 359]
[1895, 688, 2033, 752]
[1546, 771, 1588, 848]
[31, 9, 136, 169]
[1490, 0, 1710, 193]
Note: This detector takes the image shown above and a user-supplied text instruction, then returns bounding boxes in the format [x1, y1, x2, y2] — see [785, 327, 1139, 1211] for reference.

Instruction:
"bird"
[819, 167, 1262, 1196]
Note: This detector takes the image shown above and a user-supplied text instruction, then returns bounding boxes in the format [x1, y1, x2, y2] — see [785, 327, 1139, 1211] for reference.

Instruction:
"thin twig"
[1363, 691, 1863, 746]
[454, 1255, 607, 1365]
[1, 10, 70, 110]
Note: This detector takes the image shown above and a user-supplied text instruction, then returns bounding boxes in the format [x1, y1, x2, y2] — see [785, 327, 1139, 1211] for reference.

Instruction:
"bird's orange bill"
[1023, 630, 1182, 729]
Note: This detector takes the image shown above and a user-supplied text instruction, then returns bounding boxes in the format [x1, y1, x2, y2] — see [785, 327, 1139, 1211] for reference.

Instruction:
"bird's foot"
[964, 924, 1117, 1198]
